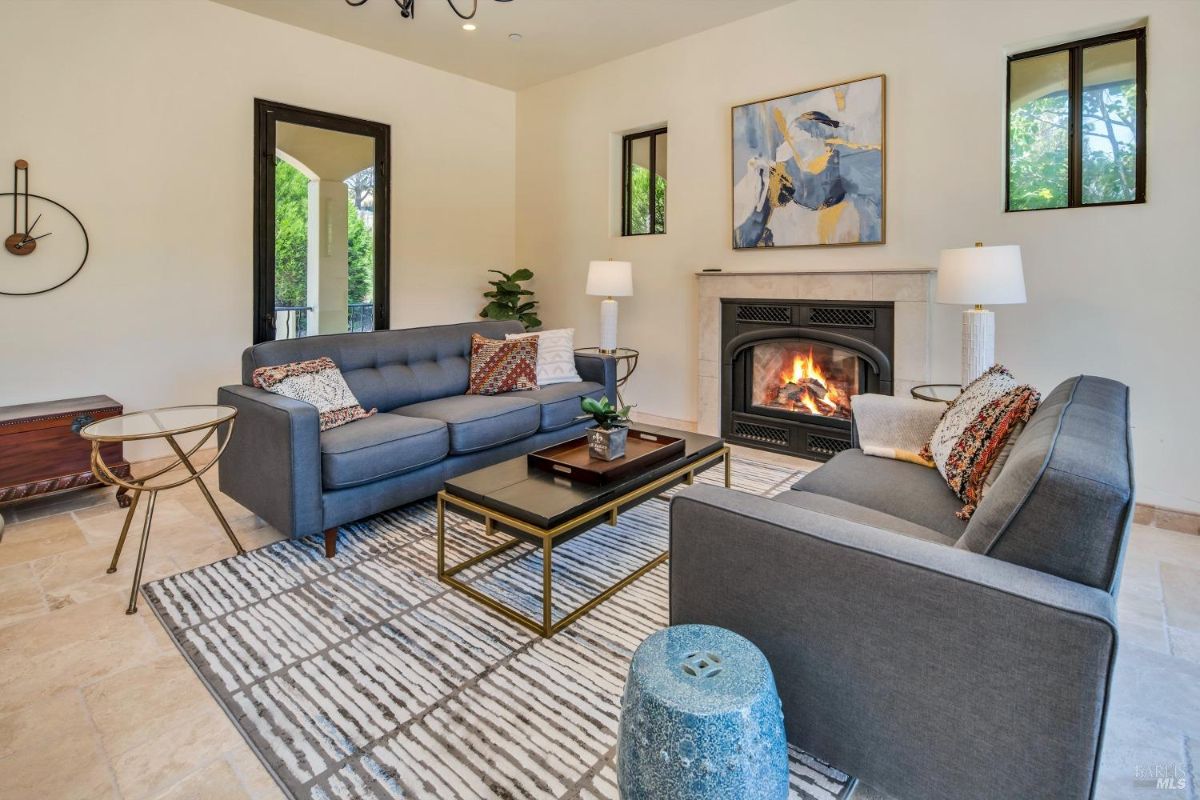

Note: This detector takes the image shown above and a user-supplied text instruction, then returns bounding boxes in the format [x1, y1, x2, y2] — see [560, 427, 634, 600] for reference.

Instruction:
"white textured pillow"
[923, 366, 1020, 474]
[920, 364, 1041, 519]
[251, 356, 375, 431]
[506, 328, 582, 386]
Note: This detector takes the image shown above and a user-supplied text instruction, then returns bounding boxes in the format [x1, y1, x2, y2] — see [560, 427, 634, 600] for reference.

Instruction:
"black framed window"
[622, 127, 667, 235]
[1007, 28, 1145, 211]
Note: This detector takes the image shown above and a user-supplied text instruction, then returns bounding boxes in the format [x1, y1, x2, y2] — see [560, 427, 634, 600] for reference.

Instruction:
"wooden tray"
[528, 429, 686, 485]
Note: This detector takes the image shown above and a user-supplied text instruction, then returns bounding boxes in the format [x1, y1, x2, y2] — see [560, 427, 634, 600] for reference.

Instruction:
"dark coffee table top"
[443, 425, 725, 530]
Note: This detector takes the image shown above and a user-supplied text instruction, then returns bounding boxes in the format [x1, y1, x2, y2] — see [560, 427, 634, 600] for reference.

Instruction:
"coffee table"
[437, 425, 729, 637]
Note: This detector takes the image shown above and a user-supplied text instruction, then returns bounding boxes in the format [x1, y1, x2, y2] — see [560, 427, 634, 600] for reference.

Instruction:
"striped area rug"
[144, 457, 854, 800]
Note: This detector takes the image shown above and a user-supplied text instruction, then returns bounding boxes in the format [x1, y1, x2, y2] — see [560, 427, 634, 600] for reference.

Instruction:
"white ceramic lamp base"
[961, 307, 995, 385]
[599, 297, 619, 352]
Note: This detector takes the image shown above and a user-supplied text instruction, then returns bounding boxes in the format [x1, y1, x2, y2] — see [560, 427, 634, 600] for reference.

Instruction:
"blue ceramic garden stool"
[617, 624, 788, 800]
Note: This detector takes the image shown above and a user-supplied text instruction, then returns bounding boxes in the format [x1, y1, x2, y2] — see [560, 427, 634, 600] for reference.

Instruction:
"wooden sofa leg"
[324, 528, 338, 558]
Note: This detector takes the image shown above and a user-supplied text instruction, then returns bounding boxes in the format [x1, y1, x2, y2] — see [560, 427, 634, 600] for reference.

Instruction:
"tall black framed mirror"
[253, 99, 390, 344]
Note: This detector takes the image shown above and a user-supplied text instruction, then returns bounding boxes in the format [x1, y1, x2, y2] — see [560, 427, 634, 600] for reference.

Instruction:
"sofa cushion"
[957, 376, 1133, 591]
[320, 414, 448, 490]
[398, 395, 540, 454]
[772, 490, 960, 546]
[252, 356, 375, 431]
[506, 328, 583, 386]
[791, 449, 967, 539]
[502, 381, 606, 432]
[467, 334, 539, 395]
[921, 364, 1040, 520]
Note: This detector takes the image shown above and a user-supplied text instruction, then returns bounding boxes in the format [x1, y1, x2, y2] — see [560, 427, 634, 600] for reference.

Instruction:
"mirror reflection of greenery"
[1009, 81, 1137, 210]
[273, 158, 374, 306]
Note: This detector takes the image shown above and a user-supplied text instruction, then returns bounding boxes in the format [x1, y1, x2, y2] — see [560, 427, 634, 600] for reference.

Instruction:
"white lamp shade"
[586, 260, 633, 297]
[936, 245, 1026, 305]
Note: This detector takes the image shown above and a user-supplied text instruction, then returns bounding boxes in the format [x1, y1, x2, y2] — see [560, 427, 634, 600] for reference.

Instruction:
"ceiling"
[212, 0, 796, 90]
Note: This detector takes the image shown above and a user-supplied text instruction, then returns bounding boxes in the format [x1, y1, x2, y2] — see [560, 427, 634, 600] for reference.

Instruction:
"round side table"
[81, 405, 245, 614]
[576, 346, 639, 407]
[911, 383, 962, 404]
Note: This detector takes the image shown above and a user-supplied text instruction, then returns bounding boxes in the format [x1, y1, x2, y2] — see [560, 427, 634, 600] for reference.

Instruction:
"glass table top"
[575, 347, 639, 358]
[911, 384, 962, 403]
[80, 405, 236, 441]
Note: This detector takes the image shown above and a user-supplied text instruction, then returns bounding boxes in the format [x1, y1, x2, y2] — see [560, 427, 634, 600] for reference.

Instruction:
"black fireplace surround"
[721, 298, 894, 461]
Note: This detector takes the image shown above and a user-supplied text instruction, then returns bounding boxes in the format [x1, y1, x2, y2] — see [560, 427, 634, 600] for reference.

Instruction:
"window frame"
[621, 127, 667, 236]
[1005, 27, 1146, 212]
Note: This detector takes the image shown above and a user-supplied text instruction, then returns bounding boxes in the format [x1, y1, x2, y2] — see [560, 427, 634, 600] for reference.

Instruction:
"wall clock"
[2, 160, 89, 296]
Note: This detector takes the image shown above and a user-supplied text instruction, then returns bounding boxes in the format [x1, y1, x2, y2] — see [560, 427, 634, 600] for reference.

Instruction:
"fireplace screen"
[750, 341, 861, 420]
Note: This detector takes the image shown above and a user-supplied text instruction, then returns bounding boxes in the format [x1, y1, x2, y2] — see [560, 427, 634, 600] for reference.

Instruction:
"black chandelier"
[345, 0, 512, 21]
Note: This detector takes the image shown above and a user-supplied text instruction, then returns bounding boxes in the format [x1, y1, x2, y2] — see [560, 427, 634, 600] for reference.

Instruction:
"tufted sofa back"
[241, 320, 525, 412]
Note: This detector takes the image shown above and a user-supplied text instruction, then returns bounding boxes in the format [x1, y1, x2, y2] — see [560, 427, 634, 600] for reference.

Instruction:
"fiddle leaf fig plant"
[480, 268, 541, 330]
[580, 396, 633, 430]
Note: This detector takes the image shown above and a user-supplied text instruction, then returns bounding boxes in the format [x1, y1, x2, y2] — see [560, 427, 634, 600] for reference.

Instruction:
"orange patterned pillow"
[467, 334, 539, 395]
[920, 365, 1040, 520]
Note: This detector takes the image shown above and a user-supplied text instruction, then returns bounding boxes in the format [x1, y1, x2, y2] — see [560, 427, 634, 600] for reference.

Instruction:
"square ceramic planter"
[587, 426, 628, 461]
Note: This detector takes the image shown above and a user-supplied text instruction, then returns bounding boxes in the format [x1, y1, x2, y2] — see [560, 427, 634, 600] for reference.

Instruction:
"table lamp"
[586, 260, 633, 353]
[936, 243, 1026, 385]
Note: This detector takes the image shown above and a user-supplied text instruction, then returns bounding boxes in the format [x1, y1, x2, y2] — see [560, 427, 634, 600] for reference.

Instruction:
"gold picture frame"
[732, 73, 886, 249]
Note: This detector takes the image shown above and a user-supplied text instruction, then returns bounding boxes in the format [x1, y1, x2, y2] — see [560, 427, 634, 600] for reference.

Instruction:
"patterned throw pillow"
[920, 365, 1040, 520]
[467, 334, 539, 395]
[505, 328, 582, 387]
[251, 357, 375, 431]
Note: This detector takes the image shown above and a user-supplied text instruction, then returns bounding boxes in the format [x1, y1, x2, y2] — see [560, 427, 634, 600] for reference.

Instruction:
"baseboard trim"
[1134, 503, 1200, 536]
[628, 411, 698, 432]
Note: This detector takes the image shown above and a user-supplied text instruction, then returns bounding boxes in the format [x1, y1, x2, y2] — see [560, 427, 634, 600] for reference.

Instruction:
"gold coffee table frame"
[437, 445, 730, 637]
[81, 405, 245, 614]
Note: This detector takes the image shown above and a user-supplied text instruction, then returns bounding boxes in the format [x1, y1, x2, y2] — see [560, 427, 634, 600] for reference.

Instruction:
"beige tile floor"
[0, 448, 1197, 800]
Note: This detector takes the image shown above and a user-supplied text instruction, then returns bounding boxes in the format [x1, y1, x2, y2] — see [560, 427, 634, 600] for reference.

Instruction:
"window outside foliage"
[1081, 38, 1139, 204]
[1008, 52, 1069, 210]
[627, 164, 666, 235]
[623, 128, 666, 235]
[1007, 29, 1144, 211]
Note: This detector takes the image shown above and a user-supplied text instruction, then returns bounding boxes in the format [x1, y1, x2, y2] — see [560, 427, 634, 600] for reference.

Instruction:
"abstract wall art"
[732, 74, 885, 248]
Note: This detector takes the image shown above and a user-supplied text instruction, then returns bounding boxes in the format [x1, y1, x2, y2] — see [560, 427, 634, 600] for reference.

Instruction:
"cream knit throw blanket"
[850, 394, 943, 467]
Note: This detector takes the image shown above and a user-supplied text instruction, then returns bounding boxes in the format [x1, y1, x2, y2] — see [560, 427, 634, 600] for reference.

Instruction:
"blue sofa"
[217, 320, 616, 555]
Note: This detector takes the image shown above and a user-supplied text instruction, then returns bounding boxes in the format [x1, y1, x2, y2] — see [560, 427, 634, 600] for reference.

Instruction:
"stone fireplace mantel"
[696, 269, 933, 437]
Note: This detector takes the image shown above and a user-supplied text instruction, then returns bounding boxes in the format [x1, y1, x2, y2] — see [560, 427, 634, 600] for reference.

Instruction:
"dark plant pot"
[587, 426, 628, 461]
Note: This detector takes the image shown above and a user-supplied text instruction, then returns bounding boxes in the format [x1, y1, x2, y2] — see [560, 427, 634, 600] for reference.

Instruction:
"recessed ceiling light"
[462, 23, 476, 31]
[508, 32, 522, 41]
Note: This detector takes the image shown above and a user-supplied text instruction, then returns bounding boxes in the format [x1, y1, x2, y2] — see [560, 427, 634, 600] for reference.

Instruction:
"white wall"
[516, 0, 1200, 513]
[0, 0, 515, 458]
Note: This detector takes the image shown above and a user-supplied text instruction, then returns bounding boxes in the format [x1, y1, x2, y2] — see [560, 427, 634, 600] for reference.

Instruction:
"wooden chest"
[0, 395, 132, 506]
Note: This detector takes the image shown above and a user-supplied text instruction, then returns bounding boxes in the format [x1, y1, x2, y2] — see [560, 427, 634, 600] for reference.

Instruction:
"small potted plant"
[580, 396, 633, 461]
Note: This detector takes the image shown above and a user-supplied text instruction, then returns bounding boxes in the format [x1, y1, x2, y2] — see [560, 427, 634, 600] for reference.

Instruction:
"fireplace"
[722, 299, 893, 461]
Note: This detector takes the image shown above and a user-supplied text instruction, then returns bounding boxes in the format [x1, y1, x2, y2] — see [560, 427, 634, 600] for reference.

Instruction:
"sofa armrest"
[574, 352, 618, 404]
[217, 385, 323, 539]
[670, 485, 1116, 800]
[849, 393, 945, 462]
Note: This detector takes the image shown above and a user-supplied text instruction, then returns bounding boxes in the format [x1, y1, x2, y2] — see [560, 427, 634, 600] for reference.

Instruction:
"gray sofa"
[218, 320, 616, 555]
[670, 375, 1132, 800]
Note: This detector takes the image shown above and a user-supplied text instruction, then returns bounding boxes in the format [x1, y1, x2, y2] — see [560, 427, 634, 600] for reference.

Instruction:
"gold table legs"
[97, 430, 245, 615]
[437, 447, 730, 637]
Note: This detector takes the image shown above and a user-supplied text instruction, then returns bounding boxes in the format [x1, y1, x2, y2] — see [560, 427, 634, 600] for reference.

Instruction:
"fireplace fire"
[721, 299, 894, 461]
[751, 342, 859, 421]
